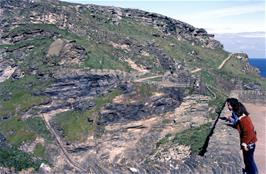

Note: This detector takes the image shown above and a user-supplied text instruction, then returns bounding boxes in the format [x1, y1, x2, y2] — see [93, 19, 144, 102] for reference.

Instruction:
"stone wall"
[236, 90, 266, 104]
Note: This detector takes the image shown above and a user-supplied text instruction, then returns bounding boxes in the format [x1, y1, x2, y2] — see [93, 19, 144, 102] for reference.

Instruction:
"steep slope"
[0, 0, 265, 173]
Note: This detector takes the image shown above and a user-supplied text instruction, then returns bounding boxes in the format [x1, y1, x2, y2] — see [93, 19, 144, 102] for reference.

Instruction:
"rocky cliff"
[0, 0, 265, 173]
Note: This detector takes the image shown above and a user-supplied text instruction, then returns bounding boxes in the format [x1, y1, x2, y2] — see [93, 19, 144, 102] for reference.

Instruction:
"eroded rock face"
[85, 94, 211, 173]
[121, 9, 223, 49]
[58, 41, 87, 66]
[38, 70, 121, 113]
[49, 71, 119, 98]
[1, 28, 55, 44]
[1, 0, 223, 50]
[47, 39, 87, 66]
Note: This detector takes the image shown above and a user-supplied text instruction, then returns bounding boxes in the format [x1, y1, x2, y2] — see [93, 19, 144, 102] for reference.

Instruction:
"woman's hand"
[241, 143, 249, 151]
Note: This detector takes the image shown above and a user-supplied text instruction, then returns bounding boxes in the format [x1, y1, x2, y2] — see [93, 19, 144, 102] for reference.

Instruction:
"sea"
[248, 58, 266, 78]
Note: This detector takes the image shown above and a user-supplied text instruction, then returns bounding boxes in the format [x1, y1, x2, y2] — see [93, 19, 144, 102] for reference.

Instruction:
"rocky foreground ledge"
[171, 100, 242, 174]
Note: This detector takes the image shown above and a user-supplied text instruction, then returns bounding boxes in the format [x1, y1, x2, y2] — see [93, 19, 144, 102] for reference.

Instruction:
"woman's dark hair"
[226, 98, 249, 116]
[226, 98, 239, 112]
[237, 102, 249, 116]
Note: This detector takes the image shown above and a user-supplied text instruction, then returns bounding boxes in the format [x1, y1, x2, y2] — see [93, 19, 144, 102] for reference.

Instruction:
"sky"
[63, 0, 266, 58]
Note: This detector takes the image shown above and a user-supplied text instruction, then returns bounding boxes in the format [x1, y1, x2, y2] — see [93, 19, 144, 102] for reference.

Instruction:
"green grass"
[201, 71, 215, 86]
[54, 90, 121, 142]
[53, 110, 94, 142]
[0, 92, 44, 117]
[0, 73, 48, 147]
[0, 117, 36, 146]
[193, 47, 228, 68]
[94, 90, 121, 108]
[203, 83, 228, 120]
[156, 122, 212, 153]
[0, 76, 49, 117]
[103, 18, 160, 43]
[156, 133, 172, 148]
[26, 117, 53, 141]
[33, 143, 45, 158]
[158, 37, 193, 64]
[0, 146, 43, 172]
[84, 48, 131, 71]
[132, 83, 158, 100]
[173, 122, 212, 153]
[0, 116, 51, 147]
[157, 36, 228, 69]
[1, 24, 129, 71]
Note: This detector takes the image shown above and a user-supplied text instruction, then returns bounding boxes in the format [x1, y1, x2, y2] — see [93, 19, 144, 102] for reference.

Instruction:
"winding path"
[218, 54, 233, 70]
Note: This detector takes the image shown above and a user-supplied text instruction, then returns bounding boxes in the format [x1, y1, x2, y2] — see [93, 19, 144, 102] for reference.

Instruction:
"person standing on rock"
[226, 98, 258, 174]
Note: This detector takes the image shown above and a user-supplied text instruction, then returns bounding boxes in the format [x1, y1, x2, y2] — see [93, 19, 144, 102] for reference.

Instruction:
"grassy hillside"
[0, 0, 265, 172]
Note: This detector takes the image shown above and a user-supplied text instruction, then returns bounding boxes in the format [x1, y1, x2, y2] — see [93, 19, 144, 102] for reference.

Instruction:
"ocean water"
[248, 58, 266, 78]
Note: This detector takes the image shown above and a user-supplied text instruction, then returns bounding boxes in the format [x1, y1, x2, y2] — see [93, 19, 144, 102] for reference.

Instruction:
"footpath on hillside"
[218, 54, 233, 70]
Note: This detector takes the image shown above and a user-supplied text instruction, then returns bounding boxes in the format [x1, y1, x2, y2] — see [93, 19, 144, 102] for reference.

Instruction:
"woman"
[226, 98, 258, 174]
[225, 98, 240, 127]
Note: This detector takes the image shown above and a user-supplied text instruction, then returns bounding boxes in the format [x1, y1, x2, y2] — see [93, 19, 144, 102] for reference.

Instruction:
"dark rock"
[99, 88, 182, 125]
[122, 38, 133, 46]
[243, 83, 261, 90]
[68, 146, 94, 153]
[11, 68, 23, 80]
[99, 103, 149, 124]
[0, 133, 6, 144]
[87, 118, 94, 123]
[2, 115, 10, 120]
[73, 101, 95, 111]
[119, 82, 133, 93]
[152, 33, 160, 37]
[44, 73, 119, 99]
[39, 98, 53, 105]
[152, 97, 179, 113]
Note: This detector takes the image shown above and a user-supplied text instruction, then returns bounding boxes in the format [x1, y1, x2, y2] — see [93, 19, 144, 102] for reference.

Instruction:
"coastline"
[248, 58, 266, 78]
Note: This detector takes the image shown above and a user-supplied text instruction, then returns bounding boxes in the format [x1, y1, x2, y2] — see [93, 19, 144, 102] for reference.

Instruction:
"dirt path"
[218, 54, 233, 70]
[191, 68, 202, 74]
[134, 75, 163, 82]
[244, 103, 266, 174]
[41, 109, 88, 173]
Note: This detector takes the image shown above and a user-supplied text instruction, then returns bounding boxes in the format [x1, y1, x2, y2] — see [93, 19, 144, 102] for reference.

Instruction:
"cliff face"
[0, 0, 265, 173]
[0, 0, 223, 49]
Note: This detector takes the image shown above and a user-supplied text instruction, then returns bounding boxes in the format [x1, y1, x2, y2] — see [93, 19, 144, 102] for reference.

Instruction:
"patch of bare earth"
[47, 39, 64, 57]
[124, 57, 149, 73]
[100, 116, 160, 163]
[110, 41, 130, 51]
[0, 66, 16, 82]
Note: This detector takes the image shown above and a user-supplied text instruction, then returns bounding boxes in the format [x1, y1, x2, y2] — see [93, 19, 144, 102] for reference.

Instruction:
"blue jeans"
[242, 144, 258, 174]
